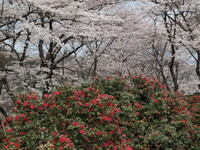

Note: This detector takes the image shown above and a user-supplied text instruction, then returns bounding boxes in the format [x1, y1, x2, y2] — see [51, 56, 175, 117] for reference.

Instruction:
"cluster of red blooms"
[0, 76, 199, 149]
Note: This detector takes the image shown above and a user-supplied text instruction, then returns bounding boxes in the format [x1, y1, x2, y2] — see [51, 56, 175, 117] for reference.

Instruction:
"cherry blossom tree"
[90, 0, 200, 92]
[0, 0, 125, 114]
[127, 0, 200, 92]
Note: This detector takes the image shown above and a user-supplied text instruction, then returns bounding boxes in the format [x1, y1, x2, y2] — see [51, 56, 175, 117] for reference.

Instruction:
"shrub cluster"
[0, 75, 199, 149]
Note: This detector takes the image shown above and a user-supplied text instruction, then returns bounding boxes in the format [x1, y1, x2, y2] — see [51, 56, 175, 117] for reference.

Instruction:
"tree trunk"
[92, 57, 98, 77]
[169, 45, 179, 91]
[196, 51, 200, 90]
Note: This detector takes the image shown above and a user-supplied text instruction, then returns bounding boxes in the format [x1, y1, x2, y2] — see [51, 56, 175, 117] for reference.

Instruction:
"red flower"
[134, 103, 143, 109]
[79, 91, 86, 98]
[80, 124, 85, 129]
[90, 101, 97, 105]
[59, 146, 63, 150]
[6, 116, 12, 122]
[79, 130, 84, 134]
[30, 104, 35, 109]
[42, 103, 48, 107]
[59, 135, 68, 143]
[88, 86, 92, 90]
[44, 94, 49, 98]
[109, 131, 114, 134]
[4, 146, 9, 149]
[98, 104, 103, 108]
[20, 131, 26, 135]
[23, 101, 28, 106]
[181, 119, 187, 123]
[84, 103, 89, 107]
[96, 131, 102, 136]
[125, 145, 133, 150]
[73, 122, 79, 126]
[104, 143, 109, 147]
[77, 102, 82, 106]
[101, 116, 111, 121]
[20, 114, 25, 117]
[15, 115, 20, 120]
[24, 117, 29, 121]
[6, 128, 13, 132]
[122, 139, 126, 144]
[74, 97, 80, 101]
[109, 111, 114, 116]
[14, 143, 20, 148]
[16, 100, 21, 104]
[99, 94, 107, 98]
[109, 96, 114, 99]
[52, 131, 58, 136]
[54, 91, 61, 96]
[153, 100, 159, 103]
[113, 109, 120, 112]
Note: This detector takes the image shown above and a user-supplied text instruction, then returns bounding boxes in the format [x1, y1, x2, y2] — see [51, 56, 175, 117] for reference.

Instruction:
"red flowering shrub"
[0, 76, 199, 149]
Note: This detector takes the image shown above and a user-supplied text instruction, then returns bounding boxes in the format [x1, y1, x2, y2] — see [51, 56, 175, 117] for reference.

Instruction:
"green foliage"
[0, 76, 199, 149]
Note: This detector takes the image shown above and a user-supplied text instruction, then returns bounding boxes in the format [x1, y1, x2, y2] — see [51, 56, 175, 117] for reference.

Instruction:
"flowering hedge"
[0, 75, 199, 149]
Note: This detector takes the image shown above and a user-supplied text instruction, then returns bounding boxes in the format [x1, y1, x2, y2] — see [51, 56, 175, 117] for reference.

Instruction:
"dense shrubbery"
[0, 75, 199, 149]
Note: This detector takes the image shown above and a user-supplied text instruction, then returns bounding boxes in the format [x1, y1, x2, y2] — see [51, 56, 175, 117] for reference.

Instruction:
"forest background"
[1, 0, 200, 113]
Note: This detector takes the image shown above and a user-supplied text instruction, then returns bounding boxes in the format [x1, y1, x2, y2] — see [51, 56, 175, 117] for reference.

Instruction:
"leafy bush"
[0, 76, 199, 149]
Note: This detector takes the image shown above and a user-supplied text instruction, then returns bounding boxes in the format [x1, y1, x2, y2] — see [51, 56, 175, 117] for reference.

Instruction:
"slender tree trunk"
[196, 51, 200, 90]
[92, 57, 98, 77]
[160, 68, 170, 91]
[163, 12, 179, 91]
[169, 45, 179, 91]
